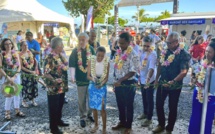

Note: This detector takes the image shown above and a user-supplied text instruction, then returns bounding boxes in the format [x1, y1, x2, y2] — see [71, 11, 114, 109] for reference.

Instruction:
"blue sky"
[38, 0, 215, 24]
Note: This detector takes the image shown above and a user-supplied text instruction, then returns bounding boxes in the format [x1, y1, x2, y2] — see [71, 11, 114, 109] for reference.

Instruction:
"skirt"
[88, 82, 107, 110]
[188, 87, 215, 134]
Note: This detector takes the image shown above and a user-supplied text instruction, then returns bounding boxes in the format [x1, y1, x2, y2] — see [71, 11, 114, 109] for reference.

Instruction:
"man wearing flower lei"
[188, 39, 215, 134]
[89, 29, 100, 51]
[44, 37, 69, 134]
[111, 32, 140, 134]
[69, 32, 96, 128]
[152, 32, 191, 134]
[0, 38, 25, 120]
[137, 36, 157, 127]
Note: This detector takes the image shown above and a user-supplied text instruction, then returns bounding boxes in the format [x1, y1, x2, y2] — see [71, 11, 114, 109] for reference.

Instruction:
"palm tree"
[132, 9, 149, 22]
[154, 10, 171, 21]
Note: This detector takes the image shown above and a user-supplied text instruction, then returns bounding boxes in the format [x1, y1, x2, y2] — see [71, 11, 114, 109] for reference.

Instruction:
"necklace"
[142, 46, 155, 67]
[45, 52, 68, 72]
[20, 51, 35, 69]
[90, 55, 109, 83]
[195, 59, 214, 103]
[77, 45, 91, 73]
[2, 50, 20, 69]
[160, 43, 184, 66]
[114, 46, 133, 70]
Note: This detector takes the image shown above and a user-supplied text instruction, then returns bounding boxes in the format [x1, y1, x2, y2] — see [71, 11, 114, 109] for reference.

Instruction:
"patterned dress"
[21, 55, 38, 101]
[88, 56, 109, 110]
[44, 53, 68, 95]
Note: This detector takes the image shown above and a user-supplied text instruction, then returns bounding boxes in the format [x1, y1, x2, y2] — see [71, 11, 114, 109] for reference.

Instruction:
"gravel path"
[0, 53, 215, 134]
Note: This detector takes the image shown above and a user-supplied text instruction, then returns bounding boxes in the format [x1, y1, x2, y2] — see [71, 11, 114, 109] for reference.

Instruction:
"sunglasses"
[166, 40, 177, 45]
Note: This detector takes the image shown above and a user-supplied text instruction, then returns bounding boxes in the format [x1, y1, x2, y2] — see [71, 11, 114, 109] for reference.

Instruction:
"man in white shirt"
[149, 29, 161, 57]
[137, 36, 157, 127]
[203, 30, 210, 41]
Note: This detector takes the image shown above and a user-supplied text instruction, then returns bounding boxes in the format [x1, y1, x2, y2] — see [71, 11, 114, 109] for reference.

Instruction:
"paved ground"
[0, 38, 215, 134]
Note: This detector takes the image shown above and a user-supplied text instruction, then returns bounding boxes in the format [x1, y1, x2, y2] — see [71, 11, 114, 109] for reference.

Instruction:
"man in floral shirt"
[153, 32, 191, 134]
[112, 32, 140, 134]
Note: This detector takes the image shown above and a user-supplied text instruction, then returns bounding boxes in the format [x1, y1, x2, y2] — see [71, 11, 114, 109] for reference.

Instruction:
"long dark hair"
[0, 38, 14, 51]
[209, 38, 215, 63]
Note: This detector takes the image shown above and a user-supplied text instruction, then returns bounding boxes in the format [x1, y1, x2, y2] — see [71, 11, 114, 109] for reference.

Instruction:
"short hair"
[181, 30, 187, 36]
[167, 32, 180, 41]
[96, 46, 106, 54]
[78, 32, 89, 40]
[49, 35, 56, 42]
[119, 32, 130, 43]
[150, 28, 156, 33]
[143, 36, 153, 43]
[207, 34, 213, 39]
[89, 29, 97, 36]
[20, 40, 27, 47]
[51, 37, 63, 49]
[17, 30, 22, 35]
[197, 30, 202, 35]
[25, 31, 33, 37]
[0, 38, 15, 51]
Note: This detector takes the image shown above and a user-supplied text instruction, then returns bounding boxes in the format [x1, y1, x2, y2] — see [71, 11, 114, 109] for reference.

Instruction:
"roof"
[118, 0, 173, 7]
[0, 0, 73, 24]
[161, 12, 215, 21]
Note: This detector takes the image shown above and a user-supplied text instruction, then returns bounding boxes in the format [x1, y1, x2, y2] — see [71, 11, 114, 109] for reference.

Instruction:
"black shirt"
[159, 49, 191, 89]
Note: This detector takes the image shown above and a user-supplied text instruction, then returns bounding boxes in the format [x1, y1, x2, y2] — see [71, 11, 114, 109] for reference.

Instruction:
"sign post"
[200, 67, 212, 134]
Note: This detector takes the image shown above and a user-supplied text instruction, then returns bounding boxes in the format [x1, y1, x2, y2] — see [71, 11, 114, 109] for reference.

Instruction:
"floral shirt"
[114, 49, 140, 81]
[44, 53, 68, 95]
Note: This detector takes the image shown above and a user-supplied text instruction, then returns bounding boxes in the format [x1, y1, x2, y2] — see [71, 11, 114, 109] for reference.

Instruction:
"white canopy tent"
[0, 0, 77, 47]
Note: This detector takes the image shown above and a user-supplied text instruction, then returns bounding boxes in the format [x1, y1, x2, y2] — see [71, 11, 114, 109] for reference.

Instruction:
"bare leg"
[101, 100, 106, 134]
[90, 109, 99, 133]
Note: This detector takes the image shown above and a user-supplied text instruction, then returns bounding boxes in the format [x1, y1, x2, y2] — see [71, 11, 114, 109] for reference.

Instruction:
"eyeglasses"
[143, 45, 150, 48]
[166, 40, 177, 45]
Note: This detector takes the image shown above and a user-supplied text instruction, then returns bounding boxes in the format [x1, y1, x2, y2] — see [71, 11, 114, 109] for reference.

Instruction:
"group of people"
[0, 27, 215, 134]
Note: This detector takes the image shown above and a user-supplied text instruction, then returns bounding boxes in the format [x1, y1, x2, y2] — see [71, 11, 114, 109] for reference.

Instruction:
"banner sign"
[86, 6, 93, 32]
[212, 18, 215, 24]
[44, 23, 58, 27]
[161, 19, 205, 25]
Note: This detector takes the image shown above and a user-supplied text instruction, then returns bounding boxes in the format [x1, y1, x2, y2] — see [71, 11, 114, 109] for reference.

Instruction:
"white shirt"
[149, 34, 160, 46]
[203, 33, 208, 41]
[95, 59, 104, 77]
[139, 51, 157, 84]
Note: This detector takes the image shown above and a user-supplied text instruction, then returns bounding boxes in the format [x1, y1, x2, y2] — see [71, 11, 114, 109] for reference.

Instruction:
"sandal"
[15, 110, 25, 117]
[5, 111, 11, 120]
[32, 101, 38, 107]
[22, 101, 29, 108]
[90, 126, 99, 133]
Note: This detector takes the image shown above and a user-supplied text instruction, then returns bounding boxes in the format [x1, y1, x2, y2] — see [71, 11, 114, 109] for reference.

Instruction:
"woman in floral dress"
[19, 41, 38, 107]
[0, 38, 25, 120]
[87, 46, 110, 134]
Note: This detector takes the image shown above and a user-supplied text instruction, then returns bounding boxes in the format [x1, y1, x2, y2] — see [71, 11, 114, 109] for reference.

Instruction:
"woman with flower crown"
[188, 39, 215, 134]
[19, 40, 38, 107]
[87, 46, 110, 134]
[0, 38, 25, 120]
[137, 36, 157, 127]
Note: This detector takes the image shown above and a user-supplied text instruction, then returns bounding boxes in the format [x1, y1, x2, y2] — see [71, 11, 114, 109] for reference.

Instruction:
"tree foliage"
[154, 10, 171, 21]
[62, 0, 114, 19]
[108, 16, 128, 27]
[132, 9, 149, 22]
[94, 16, 105, 23]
